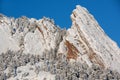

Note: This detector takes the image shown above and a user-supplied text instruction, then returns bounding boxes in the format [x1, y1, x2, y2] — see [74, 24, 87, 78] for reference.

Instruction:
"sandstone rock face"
[0, 5, 120, 80]
[60, 5, 120, 72]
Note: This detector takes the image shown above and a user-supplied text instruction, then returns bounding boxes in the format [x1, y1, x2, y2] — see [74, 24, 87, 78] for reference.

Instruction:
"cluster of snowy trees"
[0, 49, 120, 80]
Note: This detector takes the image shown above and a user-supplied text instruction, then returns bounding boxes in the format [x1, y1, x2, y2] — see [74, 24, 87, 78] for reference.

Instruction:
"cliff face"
[0, 5, 120, 80]
[59, 5, 120, 72]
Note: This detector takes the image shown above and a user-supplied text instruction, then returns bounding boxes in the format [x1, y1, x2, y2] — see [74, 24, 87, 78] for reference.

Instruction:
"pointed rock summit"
[60, 5, 120, 72]
[0, 5, 120, 80]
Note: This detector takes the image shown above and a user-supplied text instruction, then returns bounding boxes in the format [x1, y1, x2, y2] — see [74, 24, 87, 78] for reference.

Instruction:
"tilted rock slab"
[59, 5, 120, 73]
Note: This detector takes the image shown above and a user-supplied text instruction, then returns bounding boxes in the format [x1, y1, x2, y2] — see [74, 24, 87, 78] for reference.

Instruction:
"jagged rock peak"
[63, 5, 120, 72]
[0, 15, 66, 55]
[0, 5, 120, 80]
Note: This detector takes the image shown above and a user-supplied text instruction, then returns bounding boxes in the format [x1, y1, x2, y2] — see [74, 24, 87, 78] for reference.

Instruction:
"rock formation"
[0, 5, 120, 80]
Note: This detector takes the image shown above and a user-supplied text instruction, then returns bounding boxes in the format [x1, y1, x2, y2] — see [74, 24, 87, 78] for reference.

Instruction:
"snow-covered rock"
[0, 5, 120, 80]
[0, 16, 20, 54]
[60, 5, 120, 72]
[23, 18, 63, 55]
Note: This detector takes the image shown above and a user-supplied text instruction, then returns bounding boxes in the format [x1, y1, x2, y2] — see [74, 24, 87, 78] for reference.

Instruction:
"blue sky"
[0, 0, 120, 47]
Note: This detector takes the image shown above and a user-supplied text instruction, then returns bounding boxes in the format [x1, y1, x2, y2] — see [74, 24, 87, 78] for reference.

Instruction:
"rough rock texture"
[0, 5, 120, 80]
[59, 5, 120, 72]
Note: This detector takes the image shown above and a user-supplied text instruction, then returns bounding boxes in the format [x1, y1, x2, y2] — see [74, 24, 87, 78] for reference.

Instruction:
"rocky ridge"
[0, 5, 120, 80]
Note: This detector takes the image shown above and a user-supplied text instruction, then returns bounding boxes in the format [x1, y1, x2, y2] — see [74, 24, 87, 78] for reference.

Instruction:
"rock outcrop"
[0, 5, 120, 80]
[59, 5, 120, 72]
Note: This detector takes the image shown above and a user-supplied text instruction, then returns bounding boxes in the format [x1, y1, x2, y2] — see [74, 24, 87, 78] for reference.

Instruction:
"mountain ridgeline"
[0, 5, 120, 80]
